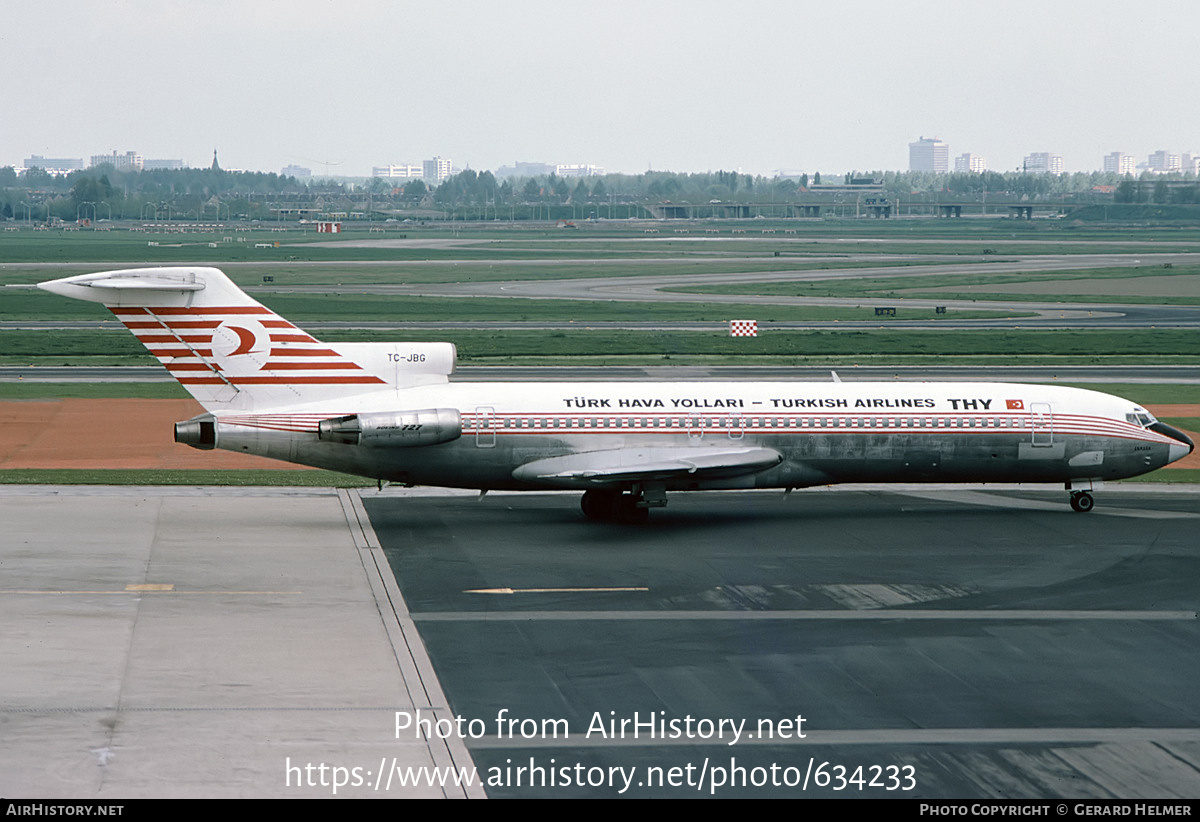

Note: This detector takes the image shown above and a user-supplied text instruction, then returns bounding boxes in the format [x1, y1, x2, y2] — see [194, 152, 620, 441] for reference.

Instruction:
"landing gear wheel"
[581, 490, 619, 520]
[1070, 491, 1094, 513]
[580, 490, 650, 523]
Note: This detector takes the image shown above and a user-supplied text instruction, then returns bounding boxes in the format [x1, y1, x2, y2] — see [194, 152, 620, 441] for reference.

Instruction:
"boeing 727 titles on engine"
[39, 267, 1193, 521]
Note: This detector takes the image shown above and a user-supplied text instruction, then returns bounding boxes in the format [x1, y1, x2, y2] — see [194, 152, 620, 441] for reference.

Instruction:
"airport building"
[21, 155, 83, 175]
[555, 163, 605, 177]
[372, 164, 422, 178]
[909, 137, 949, 173]
[495, 161, 556, 178]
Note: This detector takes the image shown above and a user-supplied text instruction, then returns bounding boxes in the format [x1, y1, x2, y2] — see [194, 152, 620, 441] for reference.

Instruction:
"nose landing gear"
[1069, 490, 1094, 513]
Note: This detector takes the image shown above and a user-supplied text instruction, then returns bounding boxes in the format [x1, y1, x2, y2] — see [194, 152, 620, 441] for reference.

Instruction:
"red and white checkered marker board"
[729, 320, 758, 337]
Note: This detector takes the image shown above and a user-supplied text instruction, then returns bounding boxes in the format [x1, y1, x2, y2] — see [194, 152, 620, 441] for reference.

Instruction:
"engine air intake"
[318, 408, 462, 447]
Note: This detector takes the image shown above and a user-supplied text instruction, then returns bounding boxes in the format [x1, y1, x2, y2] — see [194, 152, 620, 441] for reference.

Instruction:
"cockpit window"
[1126, 410, 1157, 427]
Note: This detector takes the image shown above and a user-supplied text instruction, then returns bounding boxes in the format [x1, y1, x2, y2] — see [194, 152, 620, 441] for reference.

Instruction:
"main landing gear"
[580, 485, 666, 523]
[1069, 491, 1095, 513]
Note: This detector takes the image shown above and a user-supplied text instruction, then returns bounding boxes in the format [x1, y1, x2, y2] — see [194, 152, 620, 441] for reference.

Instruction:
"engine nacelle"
[317, 408, 462, 447]
[175, 417, 217, 450]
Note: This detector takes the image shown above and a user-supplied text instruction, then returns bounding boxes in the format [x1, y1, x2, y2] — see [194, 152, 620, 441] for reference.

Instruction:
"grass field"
[671, 264, 1200, 306]
[3, 327, 1198, 367]
[2, 221, 1196, 485]
[0, 285, 1023, 324]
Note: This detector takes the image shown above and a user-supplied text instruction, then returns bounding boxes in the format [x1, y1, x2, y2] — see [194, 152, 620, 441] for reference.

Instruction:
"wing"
[512, 445, 782, 488]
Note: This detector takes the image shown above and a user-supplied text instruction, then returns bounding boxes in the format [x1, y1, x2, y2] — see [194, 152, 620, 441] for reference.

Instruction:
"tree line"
[3, 162, 1197, 223]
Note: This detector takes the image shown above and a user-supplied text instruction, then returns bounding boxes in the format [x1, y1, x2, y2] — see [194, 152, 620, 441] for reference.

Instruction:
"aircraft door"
[1030, 402, 1053, 446]
[686, 413, 704, 440]
[727, 413, 745, 440]
[475, 406, 496, 448]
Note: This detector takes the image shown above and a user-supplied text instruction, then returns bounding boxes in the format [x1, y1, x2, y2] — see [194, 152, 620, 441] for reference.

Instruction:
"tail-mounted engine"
[317, 408, 462, 447]
[175, 417, 217, 450]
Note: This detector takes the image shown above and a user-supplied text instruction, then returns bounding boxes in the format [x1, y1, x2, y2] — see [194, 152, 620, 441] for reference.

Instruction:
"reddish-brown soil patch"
[0, 399, 311, 470]
[1146, 405, 1200, 469]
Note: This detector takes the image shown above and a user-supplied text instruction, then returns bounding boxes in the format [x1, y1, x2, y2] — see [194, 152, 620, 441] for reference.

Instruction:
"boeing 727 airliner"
[39, 267, 1193, 521]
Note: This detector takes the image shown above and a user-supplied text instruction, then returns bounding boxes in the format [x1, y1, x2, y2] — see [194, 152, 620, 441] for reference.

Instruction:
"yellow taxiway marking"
[465, 587, 650, 595]
[126, 583, 175, 591]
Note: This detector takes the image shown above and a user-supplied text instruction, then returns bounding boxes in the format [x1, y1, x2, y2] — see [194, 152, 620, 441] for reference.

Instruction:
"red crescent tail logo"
[229, 326, 257, 356]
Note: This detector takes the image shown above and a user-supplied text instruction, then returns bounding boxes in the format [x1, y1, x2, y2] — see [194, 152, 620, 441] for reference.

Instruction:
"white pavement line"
[895, 489, 1200, 519]
[337, 488, 486, 800]
[466, 727, 1200, 749]
[414, 610, 1196, 622]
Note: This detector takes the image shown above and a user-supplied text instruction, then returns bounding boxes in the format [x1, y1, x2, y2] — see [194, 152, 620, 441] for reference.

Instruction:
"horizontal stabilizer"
[38, 268, 210, 305]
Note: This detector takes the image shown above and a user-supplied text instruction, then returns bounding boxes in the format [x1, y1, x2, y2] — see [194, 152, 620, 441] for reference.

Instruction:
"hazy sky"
[4, 0, 1198, 177]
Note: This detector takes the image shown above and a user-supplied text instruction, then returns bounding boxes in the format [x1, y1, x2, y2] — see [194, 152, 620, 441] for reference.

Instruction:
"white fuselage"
[207, 380, 1190, 491]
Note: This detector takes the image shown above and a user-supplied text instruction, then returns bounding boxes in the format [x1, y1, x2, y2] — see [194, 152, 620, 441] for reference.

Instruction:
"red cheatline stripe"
[178, 376, 385, 385]
[146, 348, 213, 357]
[122, 320, 223, 329]
[268, 348, 340, 357]
[269, 334, 317, 343]
[134, 333, 212, 344]
[261, 320, 296, 328]
[164, 363, 221, 372]
[263, 362, 362, 370]
[110, 306, 273, 316]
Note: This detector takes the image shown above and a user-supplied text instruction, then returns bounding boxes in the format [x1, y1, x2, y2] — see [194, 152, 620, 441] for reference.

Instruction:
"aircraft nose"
[1150, 422, 1195, 465]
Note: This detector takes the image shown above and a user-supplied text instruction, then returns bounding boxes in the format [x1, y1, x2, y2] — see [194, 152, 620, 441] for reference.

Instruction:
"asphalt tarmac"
[365, 485, 1200, 798]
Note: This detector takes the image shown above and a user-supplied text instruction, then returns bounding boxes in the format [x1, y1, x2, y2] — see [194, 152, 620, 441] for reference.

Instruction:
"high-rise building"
[422, 156, 453, 183]
[1103, 152, 1135, 176]
[909, 137, 949, 173]
[1147, 150, 1182, 173]
[954, 153, 986, 173]
[1023, 152, 1064, 175]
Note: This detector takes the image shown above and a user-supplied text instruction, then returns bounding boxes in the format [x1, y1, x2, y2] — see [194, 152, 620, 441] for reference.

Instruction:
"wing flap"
[512, 446, 782, 488]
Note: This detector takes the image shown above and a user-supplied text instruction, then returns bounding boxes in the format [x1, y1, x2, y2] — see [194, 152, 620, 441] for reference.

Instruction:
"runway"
[7, 483, 1191, 797]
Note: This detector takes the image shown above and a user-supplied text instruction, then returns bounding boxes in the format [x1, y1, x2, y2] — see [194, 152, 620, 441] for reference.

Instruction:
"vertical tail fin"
[38, 267, 389, 411]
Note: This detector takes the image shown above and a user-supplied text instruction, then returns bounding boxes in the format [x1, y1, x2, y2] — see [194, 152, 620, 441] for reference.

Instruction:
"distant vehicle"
[38, 266, 1195, 520]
